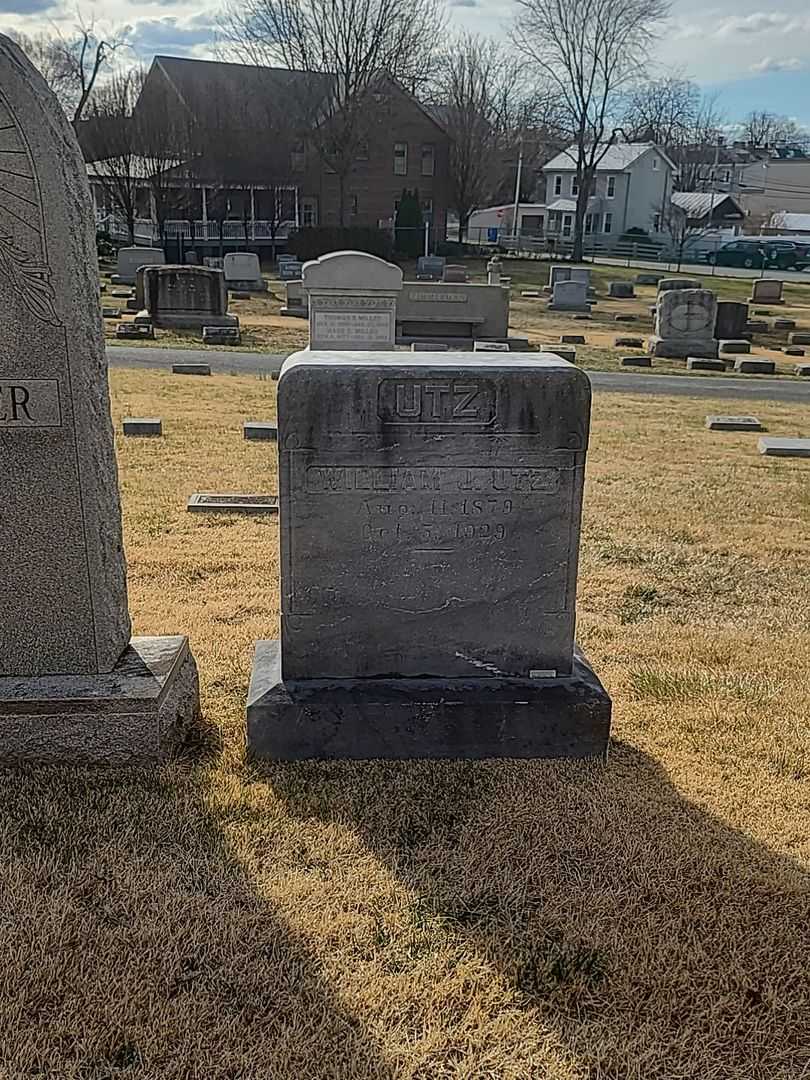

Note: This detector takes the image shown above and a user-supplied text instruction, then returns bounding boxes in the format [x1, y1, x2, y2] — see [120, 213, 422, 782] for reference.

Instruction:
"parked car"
[705, 238, 810, 270]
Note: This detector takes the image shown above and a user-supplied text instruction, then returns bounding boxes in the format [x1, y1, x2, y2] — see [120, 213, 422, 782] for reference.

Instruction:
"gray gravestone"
[123, 417, 162, 437]
[172, 363, 211, 376]
[706, 416, 762, 431]
[734, 358, 776, 374]
[758, 436, 810, 457]
[0, 36, 199, 762]
[223, 252, 266, 292]
[687, 358, 724, 371]
[621, 356, 651, 367]
[303, 250, 402, 351]
[773, 318, 795, 330]
[790, 333, 810, 345]
[244, 422, 278, 441]
[443, 264, 468, 283]
[719, 340, 751, 354]
[649, 289, 718, 358]
[658, 278, 701, 292]
[416, 255, 445, 281]
[608, 281, 635, 298]
[636, 272, 664, 285]
[246, 350, 611, 759]
[548, 280, 591, 312]
[112, 246, 165, 285]
[137, 266, 238, 330]
[715, 301, 749, 340]
[750, 279, 784, 304]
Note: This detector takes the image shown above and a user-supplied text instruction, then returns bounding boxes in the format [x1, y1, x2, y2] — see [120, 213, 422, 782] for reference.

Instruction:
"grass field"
[2, 367, 808, 1078]
[101, 258, 810, 378]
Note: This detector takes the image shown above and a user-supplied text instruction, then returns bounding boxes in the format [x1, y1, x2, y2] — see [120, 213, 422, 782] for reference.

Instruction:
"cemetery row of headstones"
[0, 38, 613, 765]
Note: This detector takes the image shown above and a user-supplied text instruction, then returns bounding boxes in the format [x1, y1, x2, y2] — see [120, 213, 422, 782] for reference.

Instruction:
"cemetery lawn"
[3, 366, 807, 1079]
[102, 260, 810, 374]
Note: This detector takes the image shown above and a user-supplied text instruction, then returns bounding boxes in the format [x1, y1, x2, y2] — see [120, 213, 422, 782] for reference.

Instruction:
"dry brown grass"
[1, 368, 808, 1079]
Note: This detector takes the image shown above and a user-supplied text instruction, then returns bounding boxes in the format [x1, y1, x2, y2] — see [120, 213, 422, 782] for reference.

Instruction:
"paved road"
[592, 255, 810, 286]
[107, 346, 810, 403]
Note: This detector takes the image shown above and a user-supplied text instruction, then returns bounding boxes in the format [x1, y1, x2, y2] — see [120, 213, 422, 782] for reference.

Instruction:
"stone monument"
[303, 250, 403, 350]
[246, 350, 611, 759]
[648, 288, 718, 358]
[112, 245, 165, 285]
[715, 301, 749, 340]
[136, 265, 238, 331]
[0, 36, 199, 763]
[223, 252, 267, 292]
[548, 280, 591, 313]
[749, 279, 784, 304]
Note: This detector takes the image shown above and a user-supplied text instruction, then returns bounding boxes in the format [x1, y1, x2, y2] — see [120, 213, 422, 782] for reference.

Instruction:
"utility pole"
[511, 139, 524, 242]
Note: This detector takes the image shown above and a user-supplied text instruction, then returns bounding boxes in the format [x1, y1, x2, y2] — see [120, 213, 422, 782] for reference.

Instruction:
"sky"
[3, 0, 810, 128]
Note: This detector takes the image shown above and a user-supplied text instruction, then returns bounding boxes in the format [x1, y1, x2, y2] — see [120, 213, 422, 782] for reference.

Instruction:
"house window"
[652, 212, 661, 232]
[723, 169, 731, 183]
[393, 142, 408, 176]
[301, 197, 318, 227]
[585, 213, 593, 233]
[291, 142, 305, 172]
[355, 141, 369, 161]
[607, 175, 616, 198]
[421, 144, 435, 177]
[652, 156, 659, 170]
[562, 214, 572, 237]
[571, 175, 579, 196]
[604, 212, 613, 234]
[554, 175, 562, 196]
[422, 197, 433, 217]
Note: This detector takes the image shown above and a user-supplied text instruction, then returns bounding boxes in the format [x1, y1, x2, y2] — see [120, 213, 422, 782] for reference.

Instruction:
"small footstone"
[719, 340, 751, 354]
[111, 289, 132, 299]
[789, 332, 810, 345]
[561, 334, 585, 344]
[116, 322, 154, 340]
[746, 320, 769, 333]
[244, 422, 278, 441]
[411, 342, 449, 351]
[172, 363, 211, 376]
[521, 290, 541, 298]
[794, 364, 810, 375]
[621, 356, 651, 367]
[202, 326, 241, 346]
[187, 493, 279, 515]
[123, 417, 162, 437]
[734, 358, 776, 374]
[773, 319, 796, 330]
[615, 337, 644, 347]
[753, 309, 772, 316]
[758, 436, 810, 458]
[706, 415, 763, 431]
[687, 358, 725, 371]
[784, 346, 805, 356]
[572, 314, 592, 321]
[102, 307, 121, 319]
[540, 346, 576, 362]
[232, 292, 251, 300]
[615, 314, 636, 322]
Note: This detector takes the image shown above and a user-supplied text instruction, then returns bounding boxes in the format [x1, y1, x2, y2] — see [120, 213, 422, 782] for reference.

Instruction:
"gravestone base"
[135, 310, 238, 331]
[226, 279, 267, 293]
[648, 335, 718, 359]
[0, 636, 200, 765]
[246, 640, 611, 761]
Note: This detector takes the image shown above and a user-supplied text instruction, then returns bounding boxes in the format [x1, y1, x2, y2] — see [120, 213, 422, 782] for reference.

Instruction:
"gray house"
[540, 142, 677, 243]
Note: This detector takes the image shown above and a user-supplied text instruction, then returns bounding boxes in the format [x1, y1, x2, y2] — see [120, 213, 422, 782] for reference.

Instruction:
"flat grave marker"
[758, 437, 810, 458]
[187, 493, 279, 515]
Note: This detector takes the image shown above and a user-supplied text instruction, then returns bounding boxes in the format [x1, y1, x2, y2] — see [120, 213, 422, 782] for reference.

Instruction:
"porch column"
[250, 187, 256, 241]
[201, 186, 208, 225]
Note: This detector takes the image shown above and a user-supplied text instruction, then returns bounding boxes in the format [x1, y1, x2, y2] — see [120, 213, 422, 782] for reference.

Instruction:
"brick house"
[84, 55, 450, 253]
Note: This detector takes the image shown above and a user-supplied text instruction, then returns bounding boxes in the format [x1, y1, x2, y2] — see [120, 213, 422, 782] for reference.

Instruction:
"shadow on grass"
[0, 747, 395, 1079]
[267, 742, 810, 1077]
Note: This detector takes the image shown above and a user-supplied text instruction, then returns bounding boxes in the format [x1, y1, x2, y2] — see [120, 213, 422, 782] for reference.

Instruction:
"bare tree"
[660, 199, 714, 270]
[742, 110, 803, 150]
[84, 69, 143, 243]
[622, 75, 700, 145]
[513, 0, 669, 259]
[220, 0, 445, 223]
[430, 35, 524, 241]
[11, 18, 127, 122]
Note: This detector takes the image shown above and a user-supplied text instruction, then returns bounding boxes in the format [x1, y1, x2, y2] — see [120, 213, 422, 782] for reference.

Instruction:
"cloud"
[124, 13, 217, 57]
[449, 0, 480, 7]
[750, 56, 806, 74]
[716, 12, 796, 36]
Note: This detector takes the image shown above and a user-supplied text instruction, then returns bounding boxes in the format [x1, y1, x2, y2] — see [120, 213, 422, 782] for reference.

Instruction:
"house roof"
[671, 191, 744, 219]
[769, 211, 810, 231]
[543, 142, 675, 174]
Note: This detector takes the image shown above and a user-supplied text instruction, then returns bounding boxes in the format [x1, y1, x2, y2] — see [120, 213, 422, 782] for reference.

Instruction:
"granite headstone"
[649, 289, 718, 358]
[303, 250, 402, 350]
[136, 266, 238, 331]
[246, 350, 611, 759]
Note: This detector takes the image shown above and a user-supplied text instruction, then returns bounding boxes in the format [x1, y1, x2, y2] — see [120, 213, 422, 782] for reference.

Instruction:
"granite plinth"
[123, 417, 161, 437]
[650, 337, 718, 359]
[758, 437, 810, 458]
[734, 358, 776, 374]
[246, 640, 611, 761]
[719, 340, 751, 354]
[135, 311, 238, 331]
[706, 415, 763, 431]
[0, 636, 200, 764]
[244, 422, 278, 441]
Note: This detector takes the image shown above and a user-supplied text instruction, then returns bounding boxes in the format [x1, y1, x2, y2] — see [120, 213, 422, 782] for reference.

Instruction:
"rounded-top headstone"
[302, 250, 403, 291]
[0, 35, 130, 677]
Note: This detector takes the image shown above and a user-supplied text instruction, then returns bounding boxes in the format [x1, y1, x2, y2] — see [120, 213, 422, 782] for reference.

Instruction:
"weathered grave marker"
[758, 437, 810, 457]
[650, 289, 718, 358]
[304, 250, 402, 350]
[749, 279, 784, 304]
[734, 358, 776, 374]
[123, 417, 162, 437]
[0, 36, 199, 762]
[246, 350, 611, 759]
[223, 252, 266, 292]
[715, 301, 749, 340]
[137, 266, 238, 331]
[187, 493, 279, 515]
[706, 416, 763, 431]
[244, 422, 278, 441]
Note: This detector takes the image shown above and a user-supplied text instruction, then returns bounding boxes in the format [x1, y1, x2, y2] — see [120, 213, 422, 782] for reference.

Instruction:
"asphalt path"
[107, 345, 810, 403]
[592, 255, 810, 285]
